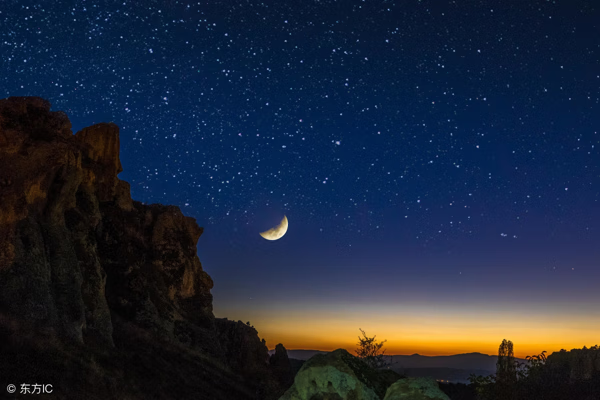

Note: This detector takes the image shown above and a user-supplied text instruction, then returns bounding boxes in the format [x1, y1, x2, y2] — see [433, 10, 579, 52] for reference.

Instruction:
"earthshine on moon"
[259, 216, 288, 241]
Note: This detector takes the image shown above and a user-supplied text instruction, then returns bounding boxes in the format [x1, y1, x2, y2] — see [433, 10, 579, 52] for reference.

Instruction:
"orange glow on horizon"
[215, 300, 600, 359]
[259, 334, 594, 359]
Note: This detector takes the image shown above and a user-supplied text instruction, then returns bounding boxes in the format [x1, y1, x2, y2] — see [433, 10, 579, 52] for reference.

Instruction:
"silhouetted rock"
[216, 318, 269, 373]
[383, 377, 450, 400]
[214, 319, 294, 399]
[0, 96, 282, 399]
[280, 348, 400, 400]
[289, 358, 306, 376]
[270, 343, 294, 387]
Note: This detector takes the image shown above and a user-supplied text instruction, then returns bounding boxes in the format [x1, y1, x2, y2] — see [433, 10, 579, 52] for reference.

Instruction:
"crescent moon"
[259, 216, 288, 241]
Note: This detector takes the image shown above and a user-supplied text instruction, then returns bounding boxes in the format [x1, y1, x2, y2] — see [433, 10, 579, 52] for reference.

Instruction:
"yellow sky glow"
[216, 300, 600, 358]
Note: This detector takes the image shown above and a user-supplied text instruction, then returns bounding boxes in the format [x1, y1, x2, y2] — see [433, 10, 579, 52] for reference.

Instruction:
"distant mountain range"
[385, 352, 525, 371]
[270, 350, 527, 383]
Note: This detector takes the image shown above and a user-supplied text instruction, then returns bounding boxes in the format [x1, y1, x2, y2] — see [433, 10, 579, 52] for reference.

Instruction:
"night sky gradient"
[2, 0, 599, 357]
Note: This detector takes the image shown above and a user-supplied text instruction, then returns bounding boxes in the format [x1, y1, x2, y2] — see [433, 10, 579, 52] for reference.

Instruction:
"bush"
[355, 328, 388, 369]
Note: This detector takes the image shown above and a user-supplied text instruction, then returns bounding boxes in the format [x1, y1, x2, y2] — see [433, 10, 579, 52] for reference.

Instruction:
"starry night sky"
[2, 0, 599, 357]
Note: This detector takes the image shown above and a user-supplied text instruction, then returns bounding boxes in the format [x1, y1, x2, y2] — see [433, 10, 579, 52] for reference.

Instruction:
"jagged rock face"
[1, 97, 90, 345]
[383, 377, 450, 400]
[215, 319, 297, 399]
[0, 96, 294, 399]
[0, 96, 215, 352]
[270, 343, 295, 387]
[216, 318, 270, 374]
[280, 348, 401, 400]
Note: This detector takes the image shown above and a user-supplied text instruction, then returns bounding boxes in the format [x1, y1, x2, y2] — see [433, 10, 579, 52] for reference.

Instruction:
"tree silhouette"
[465, 346, 600, 400]
[497, 339, 517, 384]
[525, 350, 547, 368]
[495, 339, 518, 400]
[355, 328, 388, 369]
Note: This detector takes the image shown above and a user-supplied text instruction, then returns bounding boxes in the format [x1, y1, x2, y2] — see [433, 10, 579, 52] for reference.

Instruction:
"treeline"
[354, 330, 600, 399]
[441, 340, 600, 400]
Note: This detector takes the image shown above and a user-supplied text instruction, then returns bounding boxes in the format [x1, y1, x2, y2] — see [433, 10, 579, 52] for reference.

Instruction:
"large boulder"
[383, 377, 450, 400]
[280, 348, 401, 400]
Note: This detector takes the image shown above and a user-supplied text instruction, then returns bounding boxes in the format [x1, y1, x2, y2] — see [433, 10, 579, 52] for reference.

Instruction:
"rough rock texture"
[0, 97, 290, 399]
[0, 96, 216, 352]
[270, 343, 295, 388]
[216, 318, 270, 374]
[214, 318, 291, 399]
[280, 348, 402, 400]
[383, 377, 450, 400]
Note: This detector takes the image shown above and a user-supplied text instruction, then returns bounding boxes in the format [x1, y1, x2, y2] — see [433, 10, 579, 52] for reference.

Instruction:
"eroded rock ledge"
[0, 96, 214, 350]
[0, 97, 289, 399]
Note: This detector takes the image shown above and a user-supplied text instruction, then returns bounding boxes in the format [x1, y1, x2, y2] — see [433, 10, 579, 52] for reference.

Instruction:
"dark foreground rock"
[0, 97, 289, 399]
[270, 343, 295, 388]
[289, 358, 306, 376]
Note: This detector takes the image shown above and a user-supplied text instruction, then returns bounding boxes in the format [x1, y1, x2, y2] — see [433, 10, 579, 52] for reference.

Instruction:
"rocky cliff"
[0, 97, 290, 400]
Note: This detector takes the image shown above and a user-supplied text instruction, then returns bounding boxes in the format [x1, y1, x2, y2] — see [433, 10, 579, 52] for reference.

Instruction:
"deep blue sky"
[2, 0, 599, 355]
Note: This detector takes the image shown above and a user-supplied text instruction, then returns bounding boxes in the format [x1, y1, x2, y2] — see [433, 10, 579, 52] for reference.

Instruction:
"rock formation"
[383, 377, 450, 400]
[0, 97, 289, 399]
[216, 318, 270, 373]
[0, 95, 216, 351]
[270, 343, 295, 388]
[279, 348, 403, 400]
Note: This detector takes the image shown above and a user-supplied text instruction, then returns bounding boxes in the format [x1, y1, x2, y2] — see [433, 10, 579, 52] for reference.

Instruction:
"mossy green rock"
[383, 377, 450, 400]
[280, 348, 396, 400]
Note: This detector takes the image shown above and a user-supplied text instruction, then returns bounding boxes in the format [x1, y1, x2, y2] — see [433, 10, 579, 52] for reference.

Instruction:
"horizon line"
[269, 348, 495, 356]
